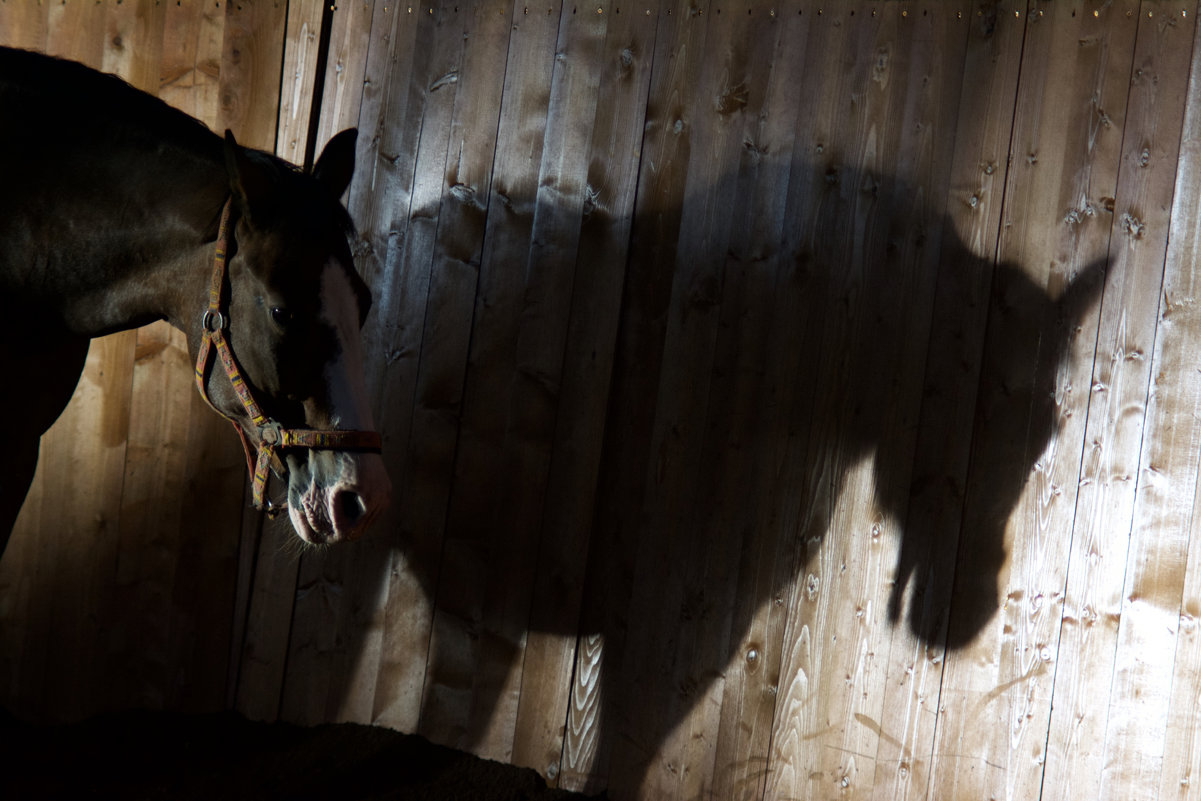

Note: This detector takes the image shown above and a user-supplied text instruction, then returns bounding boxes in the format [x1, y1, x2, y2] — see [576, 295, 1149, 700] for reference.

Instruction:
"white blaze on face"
[288, 261, 391, 542]
[320, 261, 375, 432]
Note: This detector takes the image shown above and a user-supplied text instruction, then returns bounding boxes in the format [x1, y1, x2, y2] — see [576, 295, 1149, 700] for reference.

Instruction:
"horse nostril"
[334, 489, 366, 527]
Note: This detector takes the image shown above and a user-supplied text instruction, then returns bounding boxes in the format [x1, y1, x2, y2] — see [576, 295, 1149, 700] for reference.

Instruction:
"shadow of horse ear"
[888, 255, 1108, 650]
[1054, 257, 1108, 345]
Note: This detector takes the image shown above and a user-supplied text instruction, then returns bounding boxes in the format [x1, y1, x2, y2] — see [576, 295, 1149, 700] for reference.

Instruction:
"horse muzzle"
[287, 450, 391, 544]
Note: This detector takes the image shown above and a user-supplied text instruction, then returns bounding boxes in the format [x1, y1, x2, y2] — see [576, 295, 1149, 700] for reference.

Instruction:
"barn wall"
[8, 2, 1201, 800]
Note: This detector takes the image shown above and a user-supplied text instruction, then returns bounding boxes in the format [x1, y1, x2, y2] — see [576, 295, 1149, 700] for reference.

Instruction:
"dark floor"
[0, 708, 602, 801]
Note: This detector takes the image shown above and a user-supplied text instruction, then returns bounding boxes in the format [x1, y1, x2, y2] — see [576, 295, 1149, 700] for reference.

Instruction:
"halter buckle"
[202, 309, 227, 332]
[259, 420, 285, 447]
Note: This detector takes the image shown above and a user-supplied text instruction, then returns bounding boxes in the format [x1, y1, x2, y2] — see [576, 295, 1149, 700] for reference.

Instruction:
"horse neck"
[49, 152, 229, 339]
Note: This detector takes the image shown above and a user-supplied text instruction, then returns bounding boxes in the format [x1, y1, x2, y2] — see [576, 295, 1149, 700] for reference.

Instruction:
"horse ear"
[312, 128, 358, 200]
[224, 130, 273, 224]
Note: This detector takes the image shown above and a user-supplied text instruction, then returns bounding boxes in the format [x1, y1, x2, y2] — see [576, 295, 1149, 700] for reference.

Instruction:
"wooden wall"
[8, 2, 1201, 800]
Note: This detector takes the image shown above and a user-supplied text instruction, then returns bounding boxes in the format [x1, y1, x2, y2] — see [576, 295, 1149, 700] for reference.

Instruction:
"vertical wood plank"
[761, 5, 973, 799]
[0, 2, 47, 48]
[313, 0, 376, 149]
[4, 1, 137, 723]
[593, 0, 719, 796]
[695, 6, 813, 797]
[652, 4, 852, 799]
[761, 5, 896, 798]
[1041, 4, 1194, 801]
[563, 0, 708, 792]
[217, 0, 289, 149]
[353, 0, 472, 731]
[872, 4, 1027, 800]
[1155, 26, 1201, 799]
[366, 0, 517, 734]
[512, 0, 662, 788]
[275, 0, 325, 166]
[500, 0, 623, 779]
[158, 0, 226, 129]
[929, 3, 1137, 800]
[1090, 1, 1197, 793]
[417, 0, 565, 762]
[703, 4, 820, 799]
[43, 0, 105, 63]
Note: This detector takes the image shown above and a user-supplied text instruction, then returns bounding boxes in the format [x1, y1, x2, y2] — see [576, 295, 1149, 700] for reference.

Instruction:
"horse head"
[196, 129, 391, 544]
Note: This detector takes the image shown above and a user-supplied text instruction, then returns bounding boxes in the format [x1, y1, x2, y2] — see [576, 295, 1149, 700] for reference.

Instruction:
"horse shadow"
[310, 159, 1107, 795]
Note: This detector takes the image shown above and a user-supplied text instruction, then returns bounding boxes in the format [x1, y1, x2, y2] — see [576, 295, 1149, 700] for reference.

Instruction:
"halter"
[194, 198, 383, 516]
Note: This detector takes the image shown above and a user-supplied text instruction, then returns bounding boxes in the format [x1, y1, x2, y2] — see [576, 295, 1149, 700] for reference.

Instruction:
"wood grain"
[1042, 5, 1193, 801]
[930, 3, 1138, 800]
[516, 0, 664, 790]
[368, 0, 519, 736]
[5, 3, 139, 722]
[507, 0, 650, 783]
[1155, 23, 1201, 799]
[312, 0, 376, 152]
[0, 2, 47, 48]
[595, 1, 722, 797]
[419, 0, 565, 762]
[356, 0, 473, 732]
[876, 4, 1026, 800]
[275, 0, 324, 166]
[705, 4, 819, 799]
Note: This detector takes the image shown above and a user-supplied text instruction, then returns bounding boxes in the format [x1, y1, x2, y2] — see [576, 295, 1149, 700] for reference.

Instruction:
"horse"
[0, 47, 391, 555]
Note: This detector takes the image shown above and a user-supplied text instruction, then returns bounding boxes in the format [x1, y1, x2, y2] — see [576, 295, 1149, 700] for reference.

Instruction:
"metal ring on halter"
[202, 309, 227, 332]
[259, 421, 284, 447]
[263, 498, 287, 520]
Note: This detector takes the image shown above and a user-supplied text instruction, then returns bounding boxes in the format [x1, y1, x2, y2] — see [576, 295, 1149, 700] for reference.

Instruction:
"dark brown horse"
[0, 47, 390, 554]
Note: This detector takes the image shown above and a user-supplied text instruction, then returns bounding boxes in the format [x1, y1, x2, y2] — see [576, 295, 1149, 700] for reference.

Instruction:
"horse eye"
[271, 306, 293, 327]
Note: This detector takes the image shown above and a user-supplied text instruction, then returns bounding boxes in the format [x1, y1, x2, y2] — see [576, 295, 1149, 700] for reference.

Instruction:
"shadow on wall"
[312, 156, 1107, 793]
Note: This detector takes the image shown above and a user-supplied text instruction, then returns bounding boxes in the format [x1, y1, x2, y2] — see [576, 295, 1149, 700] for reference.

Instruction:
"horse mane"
[2, 46, 361, 296]
[238, 147, 358, 242]
[3, 47, 355, 240]
[1, 47, 221, 159]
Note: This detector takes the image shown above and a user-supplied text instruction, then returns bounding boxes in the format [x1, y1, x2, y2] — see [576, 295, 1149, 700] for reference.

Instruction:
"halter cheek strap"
[194, 198, 383, 514]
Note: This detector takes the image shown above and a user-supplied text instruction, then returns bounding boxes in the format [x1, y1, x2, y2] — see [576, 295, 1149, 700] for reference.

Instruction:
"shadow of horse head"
[884, 244, 1107, 649]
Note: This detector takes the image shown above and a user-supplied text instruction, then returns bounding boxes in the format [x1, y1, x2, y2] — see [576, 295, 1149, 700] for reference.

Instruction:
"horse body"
[0, 47, 390, 552]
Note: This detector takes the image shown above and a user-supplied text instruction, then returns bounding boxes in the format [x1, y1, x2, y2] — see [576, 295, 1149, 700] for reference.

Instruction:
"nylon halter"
[194, 198, 383, 516]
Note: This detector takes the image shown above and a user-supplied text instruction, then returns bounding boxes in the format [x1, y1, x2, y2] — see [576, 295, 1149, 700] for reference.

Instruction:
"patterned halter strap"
[193, 198, 383, 516]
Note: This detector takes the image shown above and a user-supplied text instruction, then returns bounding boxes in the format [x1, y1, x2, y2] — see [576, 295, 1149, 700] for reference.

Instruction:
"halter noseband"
[194, 198, 383, 516]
